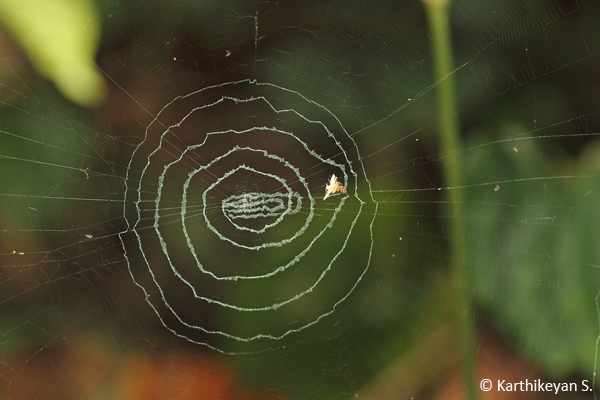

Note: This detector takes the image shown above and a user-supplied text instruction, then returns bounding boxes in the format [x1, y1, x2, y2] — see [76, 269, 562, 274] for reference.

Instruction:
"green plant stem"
[422, 1, 478, 400]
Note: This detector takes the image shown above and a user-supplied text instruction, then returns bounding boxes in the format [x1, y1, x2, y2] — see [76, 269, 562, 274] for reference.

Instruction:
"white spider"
[323, 174, 347, 200]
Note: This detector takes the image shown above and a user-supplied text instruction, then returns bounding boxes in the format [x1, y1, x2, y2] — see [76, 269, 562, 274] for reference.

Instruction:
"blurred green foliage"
[466, 129, 600, 377]
[0, 0, 105, 106]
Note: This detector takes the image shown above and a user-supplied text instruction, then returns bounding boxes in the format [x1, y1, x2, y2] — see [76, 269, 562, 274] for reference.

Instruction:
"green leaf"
[0, 0, 105, 107]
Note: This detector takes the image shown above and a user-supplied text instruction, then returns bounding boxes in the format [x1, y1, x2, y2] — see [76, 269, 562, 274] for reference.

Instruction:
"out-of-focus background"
[1, 0, 600, 399]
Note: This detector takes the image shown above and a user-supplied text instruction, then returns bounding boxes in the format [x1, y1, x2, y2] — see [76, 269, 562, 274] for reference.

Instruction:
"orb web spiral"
[119, 80, 377, 352]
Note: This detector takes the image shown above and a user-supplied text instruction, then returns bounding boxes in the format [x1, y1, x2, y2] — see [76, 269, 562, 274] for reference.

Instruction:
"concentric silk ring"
[193, 146, 315, 249]
[119, 80, 378, 353]
[221, 190, 303, 233]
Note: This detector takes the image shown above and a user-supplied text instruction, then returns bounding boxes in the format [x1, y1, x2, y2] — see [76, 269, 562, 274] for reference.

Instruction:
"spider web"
[1, 0, 600, 398]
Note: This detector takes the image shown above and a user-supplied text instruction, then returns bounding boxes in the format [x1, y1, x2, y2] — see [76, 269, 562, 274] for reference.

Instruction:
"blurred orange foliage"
[2, 332, 288, 400]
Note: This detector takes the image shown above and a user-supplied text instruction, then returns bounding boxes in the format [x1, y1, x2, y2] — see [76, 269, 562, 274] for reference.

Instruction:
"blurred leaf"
[0, 0, 105, 107]
[466, 125, 600, 377]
